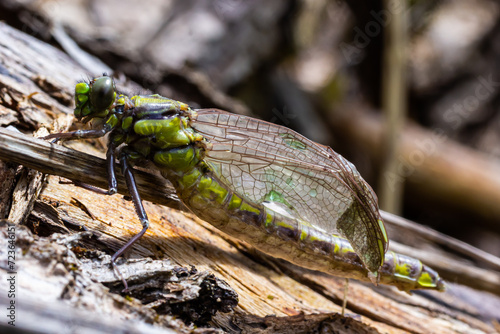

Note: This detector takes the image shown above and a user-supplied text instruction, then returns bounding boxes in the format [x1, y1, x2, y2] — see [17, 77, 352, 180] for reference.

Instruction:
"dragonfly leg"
[110, 152, 150, 291]
[59, 180, 111, 195]
[57, 141, 118, 195]
[43, 128, 109, 143]
[106, 141, 118, 194]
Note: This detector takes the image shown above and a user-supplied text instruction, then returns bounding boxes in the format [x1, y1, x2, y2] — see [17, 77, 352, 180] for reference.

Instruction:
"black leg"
[48, 130, 119, 196]
[44, 128, 147, 291]
[43, 128, 108, 142]
[106, 141, 117, 195]
[59, 180, 111, 195]
[110, 152, 150, 291]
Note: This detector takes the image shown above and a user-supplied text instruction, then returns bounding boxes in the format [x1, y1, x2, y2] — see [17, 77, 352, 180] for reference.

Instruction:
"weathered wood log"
[0, 22, 499, 334]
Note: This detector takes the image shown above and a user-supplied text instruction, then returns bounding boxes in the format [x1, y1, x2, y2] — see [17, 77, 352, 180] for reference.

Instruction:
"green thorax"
[73, 77, 226, 209]
[110, 94, 207, 172]
[71, 77, 206, 175]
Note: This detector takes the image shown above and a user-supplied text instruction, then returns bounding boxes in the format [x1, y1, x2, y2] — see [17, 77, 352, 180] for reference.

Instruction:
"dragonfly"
[44, 76, 445, 293]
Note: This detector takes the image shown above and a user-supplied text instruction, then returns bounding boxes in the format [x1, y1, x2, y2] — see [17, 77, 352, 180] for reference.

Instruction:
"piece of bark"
[1, 21, 499, 334]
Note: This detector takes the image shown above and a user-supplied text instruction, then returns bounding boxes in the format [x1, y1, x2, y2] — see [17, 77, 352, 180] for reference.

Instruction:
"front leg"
[63, 141, 118, 195]
[43, 128, 109, 142]
[45, 129, 118, 195]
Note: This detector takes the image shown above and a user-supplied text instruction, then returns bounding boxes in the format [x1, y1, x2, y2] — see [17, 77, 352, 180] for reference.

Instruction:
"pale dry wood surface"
[0, 22, 499, 334]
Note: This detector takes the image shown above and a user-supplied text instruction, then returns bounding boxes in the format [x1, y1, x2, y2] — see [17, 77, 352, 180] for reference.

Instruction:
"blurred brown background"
[1, 0, 500, 259]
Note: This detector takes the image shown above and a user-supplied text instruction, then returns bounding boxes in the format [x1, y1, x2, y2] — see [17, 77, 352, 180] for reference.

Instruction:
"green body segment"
[72, 77, 444, 292]
[169, 163, 444, 291]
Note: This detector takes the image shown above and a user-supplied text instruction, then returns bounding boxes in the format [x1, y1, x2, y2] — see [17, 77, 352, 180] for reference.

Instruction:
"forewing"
[190, 109, 388, 272]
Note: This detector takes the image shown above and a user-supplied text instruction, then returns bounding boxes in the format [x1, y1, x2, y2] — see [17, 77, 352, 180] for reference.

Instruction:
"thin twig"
[378, 0, 408, 214]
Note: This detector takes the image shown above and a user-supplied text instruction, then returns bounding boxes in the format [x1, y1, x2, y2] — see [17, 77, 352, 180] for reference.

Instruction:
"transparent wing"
[190, 109, 388, 272]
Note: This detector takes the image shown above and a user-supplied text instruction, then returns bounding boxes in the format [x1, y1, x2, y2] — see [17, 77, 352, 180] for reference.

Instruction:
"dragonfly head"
[74, 76, 117, 123]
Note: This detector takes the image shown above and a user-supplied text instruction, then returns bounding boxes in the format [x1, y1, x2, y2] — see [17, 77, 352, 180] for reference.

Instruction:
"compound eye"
[90, 76, 116, 111]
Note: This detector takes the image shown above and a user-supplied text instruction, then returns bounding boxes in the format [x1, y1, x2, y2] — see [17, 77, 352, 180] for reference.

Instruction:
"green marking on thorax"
[179, 168, 202, 188]
[153, 146, 200, 172]
[134, 117, 191, 148]
[115, 95, 128, 106]
[131, 95, 190, 118]
[112, 133, 124, 145]
[124, 150, 143, 162]
[122, 116, 133, 130]
[106, 114, 119, 129]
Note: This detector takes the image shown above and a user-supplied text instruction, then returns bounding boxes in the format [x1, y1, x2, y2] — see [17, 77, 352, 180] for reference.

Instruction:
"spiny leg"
[47, 132, 119, 196]
[44, 129, 145, 290]
[106, 141, 117, 194]
[110, 151, 150, 291]
[65, 140, 118, 194]
[43, 128, 109, 142]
